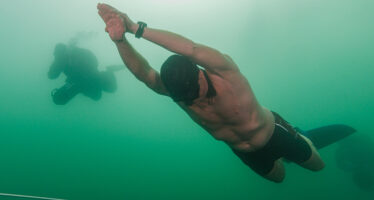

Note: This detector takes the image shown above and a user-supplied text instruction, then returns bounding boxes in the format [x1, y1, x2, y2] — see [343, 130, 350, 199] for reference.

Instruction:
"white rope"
[0, 193, 65, 200]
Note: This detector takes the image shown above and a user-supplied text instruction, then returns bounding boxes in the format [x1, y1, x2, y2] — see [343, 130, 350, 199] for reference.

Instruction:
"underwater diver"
[48, 43, 122, 105]
[97, 3, 355, 182]
[335, 134, 374, 191]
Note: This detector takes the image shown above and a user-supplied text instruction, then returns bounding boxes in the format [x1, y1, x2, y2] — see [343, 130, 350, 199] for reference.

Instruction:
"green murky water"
[0, 0, 373, 199]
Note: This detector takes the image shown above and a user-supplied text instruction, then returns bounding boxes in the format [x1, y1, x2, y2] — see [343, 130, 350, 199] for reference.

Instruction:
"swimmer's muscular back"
[181, 60, 275, 152]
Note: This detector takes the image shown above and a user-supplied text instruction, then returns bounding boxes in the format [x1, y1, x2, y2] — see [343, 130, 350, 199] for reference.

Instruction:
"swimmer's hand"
[97, 3, 135, 42]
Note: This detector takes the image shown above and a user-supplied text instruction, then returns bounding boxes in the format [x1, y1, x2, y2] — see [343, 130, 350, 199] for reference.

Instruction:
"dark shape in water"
[352, 168, 374, 191]
[335, 133, 374, 191]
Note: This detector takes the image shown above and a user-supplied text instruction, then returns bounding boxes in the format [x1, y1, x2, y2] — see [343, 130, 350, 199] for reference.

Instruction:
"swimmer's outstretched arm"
[98, 3, 168, 95]
[117, 38, 168, 95]
[133, 27, 238, 72]
[97, 3, 238, 75]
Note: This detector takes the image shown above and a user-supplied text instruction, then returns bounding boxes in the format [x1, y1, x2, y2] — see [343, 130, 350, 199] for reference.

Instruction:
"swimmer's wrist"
[114, 34, 129, 44]
[130, 24, 139, 34]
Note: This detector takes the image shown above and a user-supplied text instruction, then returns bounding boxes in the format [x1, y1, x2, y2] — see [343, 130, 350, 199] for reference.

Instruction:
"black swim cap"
[160, 55, 200, 105]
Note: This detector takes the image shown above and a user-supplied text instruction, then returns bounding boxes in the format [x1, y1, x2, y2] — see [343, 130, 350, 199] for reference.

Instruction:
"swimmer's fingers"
[98, 10, 116, 23]
[97, 3, 121, 23]
[97, 3, 131, 36]
[97, 3, 119, 15]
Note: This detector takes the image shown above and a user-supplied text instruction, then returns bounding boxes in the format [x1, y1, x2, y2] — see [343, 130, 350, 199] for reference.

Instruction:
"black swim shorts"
[232, 111, 312, 176]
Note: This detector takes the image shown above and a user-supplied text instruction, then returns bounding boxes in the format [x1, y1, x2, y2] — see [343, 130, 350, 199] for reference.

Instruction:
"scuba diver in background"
[48, 43, 122, 105]
[336, 134, 374, 191]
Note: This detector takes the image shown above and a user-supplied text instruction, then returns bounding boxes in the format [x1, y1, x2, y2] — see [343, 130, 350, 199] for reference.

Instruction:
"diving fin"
[296, 124, 356, 149]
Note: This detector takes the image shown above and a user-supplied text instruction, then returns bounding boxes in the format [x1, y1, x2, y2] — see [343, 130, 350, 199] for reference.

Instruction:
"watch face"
[135, 22, 147, 38]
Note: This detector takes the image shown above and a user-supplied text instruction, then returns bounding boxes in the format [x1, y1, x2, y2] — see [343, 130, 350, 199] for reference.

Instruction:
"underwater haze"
[0, 0, 373, 199]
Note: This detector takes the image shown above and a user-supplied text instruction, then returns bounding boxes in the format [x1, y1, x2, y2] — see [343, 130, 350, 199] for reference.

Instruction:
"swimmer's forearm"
[115, 39, 167, 95]
[116, 38, 148, 77]
[128, 25, 234, 71]
[129, 25, 195, 58]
